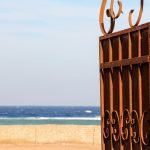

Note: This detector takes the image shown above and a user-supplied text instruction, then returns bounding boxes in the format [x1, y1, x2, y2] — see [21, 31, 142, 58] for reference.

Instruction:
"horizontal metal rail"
[101, 55, 150, 69]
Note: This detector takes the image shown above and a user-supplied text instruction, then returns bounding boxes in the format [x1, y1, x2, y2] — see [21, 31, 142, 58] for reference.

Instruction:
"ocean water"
[0, 106, 100, 125]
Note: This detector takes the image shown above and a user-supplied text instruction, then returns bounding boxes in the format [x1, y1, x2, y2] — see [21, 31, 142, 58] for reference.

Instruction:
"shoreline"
[0, 119, 100, 126]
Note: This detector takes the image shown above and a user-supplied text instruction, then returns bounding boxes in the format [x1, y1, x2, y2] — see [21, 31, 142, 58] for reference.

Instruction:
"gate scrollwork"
[103, 110, 150, 146]
[103, 110, 111, 139]
[141, 111, 150, 146]
[112, 110, 120, 142]
[99, 0, 122, 35]
[121, 109, 130, 141]
[131, 110, 140, 144]
[129, 0, 144, 27]
[99, 0, 144, 35]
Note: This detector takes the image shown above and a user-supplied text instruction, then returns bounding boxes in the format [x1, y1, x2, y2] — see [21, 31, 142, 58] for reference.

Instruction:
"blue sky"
[0, 0, 149, 106]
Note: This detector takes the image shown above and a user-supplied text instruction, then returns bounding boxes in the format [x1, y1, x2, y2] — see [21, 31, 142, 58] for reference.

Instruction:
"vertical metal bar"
[128, 33, 133, 150]
[138, 30, 142, 150]
[109, 40, 113, 150]
[100, 71, 105, 150]
[103, 69, 112, 150]
[130, 31, 141, 150]
[100, 40, 103, 64]
[101, 39, 113, 150]
[100, 40, 105, 150]
[119, 37, 123, 150]
[120, 33, 132, 150]
[111, 37, 122, 150]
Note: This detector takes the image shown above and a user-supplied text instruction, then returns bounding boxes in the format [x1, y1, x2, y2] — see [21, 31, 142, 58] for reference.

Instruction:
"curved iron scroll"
[129, 0, 144, 27]
[131, 110, 140, 144]
[121, 109, 130, 141]
[99, 0, 144, 35]
[99, 0, 122, 35]
[141, 111, 150, 146]
[103, 110, 111, 140]
[112, 110, 120, 142]
[103, 110, 150, 145]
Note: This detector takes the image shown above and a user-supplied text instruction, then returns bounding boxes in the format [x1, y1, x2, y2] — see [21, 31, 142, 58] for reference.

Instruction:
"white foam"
[0, 117, 101, 121]
[85, 110, 92, 113]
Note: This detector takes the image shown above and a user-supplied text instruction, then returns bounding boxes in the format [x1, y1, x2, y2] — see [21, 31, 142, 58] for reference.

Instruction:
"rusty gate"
[99, 0, 150, 149]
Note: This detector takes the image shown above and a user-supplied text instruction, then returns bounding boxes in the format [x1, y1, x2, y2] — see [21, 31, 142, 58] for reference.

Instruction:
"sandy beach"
[0, 125, 101, 150]
[0, 144, 100, 150]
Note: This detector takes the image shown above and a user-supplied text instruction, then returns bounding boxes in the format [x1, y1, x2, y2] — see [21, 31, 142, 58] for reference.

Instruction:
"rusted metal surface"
[100, 23, 150, 150]
[99, 0, 144, 35]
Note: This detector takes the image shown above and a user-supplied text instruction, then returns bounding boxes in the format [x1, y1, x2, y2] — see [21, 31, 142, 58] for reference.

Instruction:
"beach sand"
[0, 125, 101, 149]
[0, 125, 101, 145]
[0, 144, 100, 150]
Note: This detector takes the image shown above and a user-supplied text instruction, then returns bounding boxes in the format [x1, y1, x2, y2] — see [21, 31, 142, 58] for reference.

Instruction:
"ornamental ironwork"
[99, 0, 144, 35]
[99, 23, 150, 149]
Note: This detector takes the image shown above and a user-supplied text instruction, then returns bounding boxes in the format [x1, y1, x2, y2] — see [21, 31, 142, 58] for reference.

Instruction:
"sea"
[0, 106, 100, 125]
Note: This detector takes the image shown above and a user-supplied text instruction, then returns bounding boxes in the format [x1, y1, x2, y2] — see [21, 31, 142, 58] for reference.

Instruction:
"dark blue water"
[0, 106, 100, 125]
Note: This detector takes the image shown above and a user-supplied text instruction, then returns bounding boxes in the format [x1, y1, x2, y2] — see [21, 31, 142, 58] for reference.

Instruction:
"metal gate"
[99, 1, 150, 149]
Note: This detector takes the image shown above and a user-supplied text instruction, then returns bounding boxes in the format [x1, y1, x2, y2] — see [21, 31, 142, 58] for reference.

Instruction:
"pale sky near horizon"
[0, 0, 149, 106]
